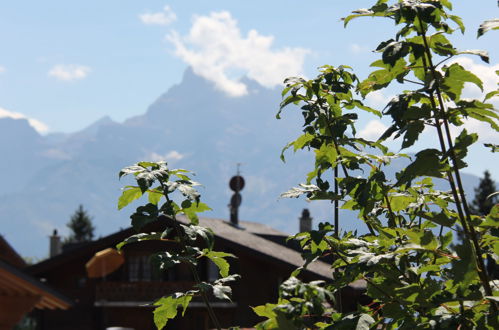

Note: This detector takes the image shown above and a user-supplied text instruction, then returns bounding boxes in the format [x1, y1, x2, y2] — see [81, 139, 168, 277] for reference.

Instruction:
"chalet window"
[128, 256, 139, 282]
[141, 256, 151, 281]
[128, 256, 152, 282]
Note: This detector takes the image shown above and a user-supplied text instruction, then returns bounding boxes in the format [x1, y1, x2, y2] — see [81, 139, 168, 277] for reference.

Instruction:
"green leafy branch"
[254, 1, 499, 328]
[117, 161, 239, 330]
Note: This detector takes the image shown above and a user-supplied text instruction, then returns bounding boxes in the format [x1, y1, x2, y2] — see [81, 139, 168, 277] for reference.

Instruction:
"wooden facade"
[27, 217, 341, 329]
[0, 236, 71, 329]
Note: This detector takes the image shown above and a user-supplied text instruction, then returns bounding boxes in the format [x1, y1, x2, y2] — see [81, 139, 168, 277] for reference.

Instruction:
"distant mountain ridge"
[0, 68, 480, 259]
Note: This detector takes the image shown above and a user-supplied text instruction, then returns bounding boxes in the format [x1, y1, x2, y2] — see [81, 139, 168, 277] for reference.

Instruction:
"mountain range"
[0, 68, 481, 259]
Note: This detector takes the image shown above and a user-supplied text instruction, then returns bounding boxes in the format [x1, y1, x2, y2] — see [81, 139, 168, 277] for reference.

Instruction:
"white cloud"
[31, 219, 68, 236]
[226, 124, 250, 136]
[358, 119, 389, 141]
[364, 90, 392, 109]
[349, 43, 369, 54]
[42, 148, 72, 160]
[245, 175, 277, 195]
[0, 107, 49, 134]
[447, 57, 499, 99]
[167, 11, 310, 97]
[48, 64, 91, 81]
[0, 66, 5, 73]
[445, 57, 499, 143]
[165, 150, 184, 161]
[450, 118, 499, 144]
[139, 5, 177, 26]
[147, 150, 185, 163]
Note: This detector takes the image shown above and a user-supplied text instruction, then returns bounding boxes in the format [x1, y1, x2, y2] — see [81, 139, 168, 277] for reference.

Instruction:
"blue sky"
[0, 0, 497, 177]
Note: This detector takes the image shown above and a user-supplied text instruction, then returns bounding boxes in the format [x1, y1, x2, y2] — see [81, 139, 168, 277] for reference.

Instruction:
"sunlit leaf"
[153, 293, 193, 330]
[478, 19, 499, 38]
[118, 186, 143, 210]
[203, 250, 236, 277]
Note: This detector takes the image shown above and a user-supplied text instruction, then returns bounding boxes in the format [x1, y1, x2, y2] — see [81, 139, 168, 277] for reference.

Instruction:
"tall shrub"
[254, 1, 499, 328]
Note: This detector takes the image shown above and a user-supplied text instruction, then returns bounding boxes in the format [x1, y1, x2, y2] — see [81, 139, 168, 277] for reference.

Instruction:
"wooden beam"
[0, 295, 40, 330]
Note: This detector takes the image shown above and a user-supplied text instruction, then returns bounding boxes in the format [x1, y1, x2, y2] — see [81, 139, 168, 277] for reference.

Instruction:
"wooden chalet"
[27, 213, 342, 329]
[0, 235, 71, 329]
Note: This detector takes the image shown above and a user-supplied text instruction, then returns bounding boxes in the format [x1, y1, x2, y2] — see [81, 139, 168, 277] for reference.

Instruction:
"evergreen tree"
[469, 170, 497, 216]
[66, 205, 95, 243]
[469, 170, 498, 279]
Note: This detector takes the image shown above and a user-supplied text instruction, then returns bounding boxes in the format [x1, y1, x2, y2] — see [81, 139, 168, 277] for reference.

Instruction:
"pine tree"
[469, 170, 497, 216]
[469, 170, 498, 279]
[66, 205, 95, 243]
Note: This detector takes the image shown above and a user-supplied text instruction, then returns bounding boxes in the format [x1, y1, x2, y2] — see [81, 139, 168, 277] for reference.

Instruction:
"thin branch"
[416, 12, 495, 307]
[403, 78, 425, 86]
[161, 187, 222, 330]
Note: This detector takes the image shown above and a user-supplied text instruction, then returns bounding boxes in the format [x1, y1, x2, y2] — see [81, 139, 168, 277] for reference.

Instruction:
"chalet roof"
[186, 216, 333, 279]
[29, 216, 333, 280]
[0, 235, 27, 269]
[0, 258, 72, 310]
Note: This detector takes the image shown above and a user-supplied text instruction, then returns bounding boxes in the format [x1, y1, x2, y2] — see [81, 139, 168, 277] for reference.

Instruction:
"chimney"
[50, 229, 62, 257]
[299, 209, 312, 232]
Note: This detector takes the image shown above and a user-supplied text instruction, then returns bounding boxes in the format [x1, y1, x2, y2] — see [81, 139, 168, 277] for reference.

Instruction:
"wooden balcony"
[95, 281, 195, 303]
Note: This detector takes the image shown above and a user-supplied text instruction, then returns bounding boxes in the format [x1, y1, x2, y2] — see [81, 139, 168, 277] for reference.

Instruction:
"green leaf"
[355, 313, 375, 330]
[358, 69, 395, 96]
[180, 201, 211, 225]
[450, 15, 465, 33]
[280, 183, 320, 199]
[252, 303, 278, 319]
[342, 3, 388, 27]
[405, 229, 438, 250]
[452, 100, 499, 132]
[203, 250, 235, 277]
[350, 100, 382, 117]
[449, 240, 479, 294]
[381, 41, 410, 66]
[130, 203, 159, 231]
[151, 251, 184, 271]
[166, 180, 200, 201]
[118, 186, 143, 210]
[429, 33, 456, 57]
[148, 188, 163, 205]
[119, 164, 145, 179]
[478, 19, 499, 38]
[136, 174, 155, 192]
[138, 161, 160, 168]
[484, 90, 499, 101]
[444, 129, 478, 169]
[116, 232, 162, 251]
[181, 224, 214, 249]
[401, 120, 425, 149]
[482, 205, 499, 228]
[388, 193, 414, 212]
[396, 149, 448, 186]
[484, 143, 499, 153]
[458, 49, 490, 63]
[293, 133, 315, 152]
[315, 143, 338, 166]
[197, 275, 240, 301]
[442, 63, 483, 100]
[422, 211, 456, 227]
[153, 293, 193, 330]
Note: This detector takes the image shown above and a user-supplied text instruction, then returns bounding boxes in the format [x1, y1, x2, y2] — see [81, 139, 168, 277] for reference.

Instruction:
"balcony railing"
[95, 281, 195, 302]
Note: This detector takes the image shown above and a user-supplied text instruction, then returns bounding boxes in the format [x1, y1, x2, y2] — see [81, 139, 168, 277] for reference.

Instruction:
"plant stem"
[162, 189, 222, 330]
[320, 96, 376, 235]
[416, 14, 495, 304]
[334, 165, 339, 238]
